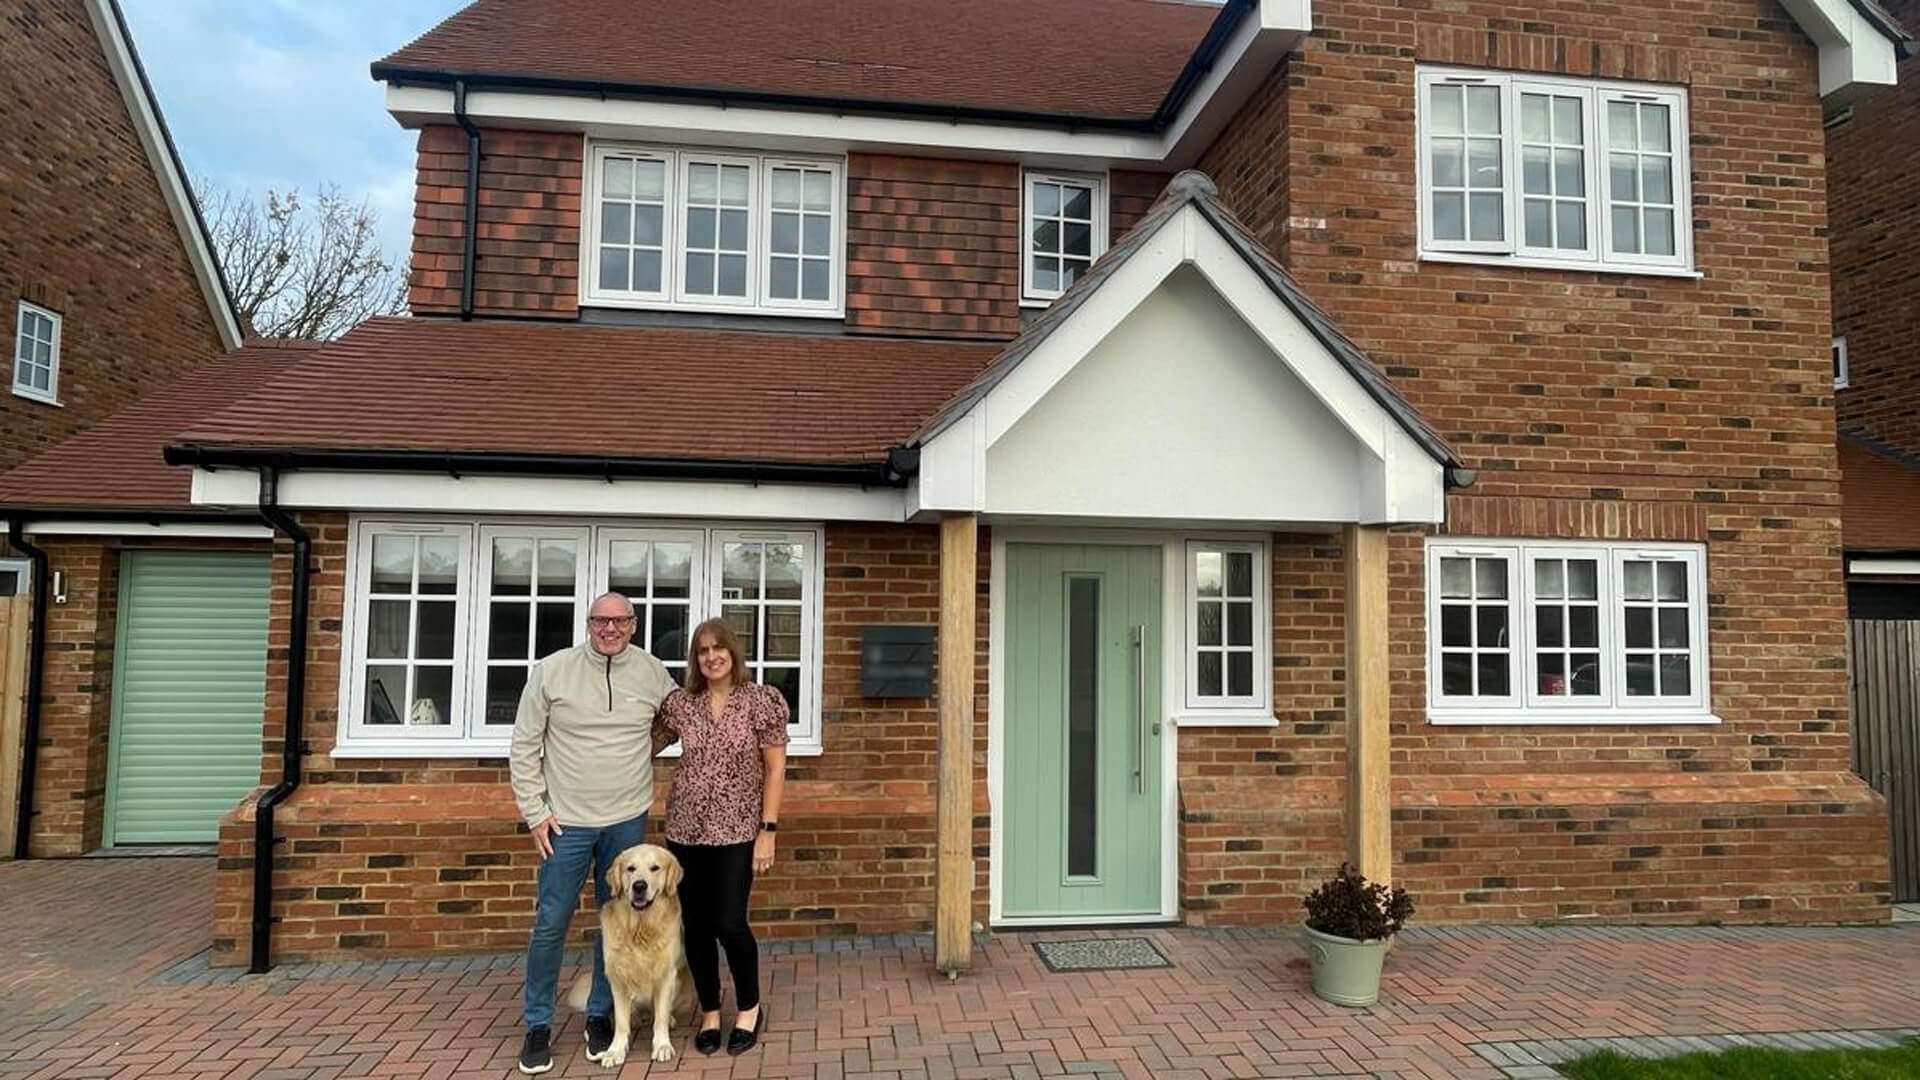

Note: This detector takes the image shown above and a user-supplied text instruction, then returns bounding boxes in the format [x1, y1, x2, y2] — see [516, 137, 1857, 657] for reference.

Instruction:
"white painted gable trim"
[1777, 0, 1904, 96]
[911, 203, 1446, 526]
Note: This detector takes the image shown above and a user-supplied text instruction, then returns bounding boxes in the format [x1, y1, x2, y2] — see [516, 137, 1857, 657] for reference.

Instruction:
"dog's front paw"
[601, 1038, 628, 1069]
[650, 1036, 675, 1063]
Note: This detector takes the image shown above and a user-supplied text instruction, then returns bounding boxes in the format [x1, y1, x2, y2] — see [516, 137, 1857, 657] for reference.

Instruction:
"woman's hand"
[753, 830, 776, 874]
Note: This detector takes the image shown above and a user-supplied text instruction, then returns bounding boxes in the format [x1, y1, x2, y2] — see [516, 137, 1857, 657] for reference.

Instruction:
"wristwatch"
[761, 821, 778, 833]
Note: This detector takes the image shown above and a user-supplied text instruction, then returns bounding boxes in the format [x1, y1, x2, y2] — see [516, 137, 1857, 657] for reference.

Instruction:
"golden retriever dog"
[565, 843, 690, 1067]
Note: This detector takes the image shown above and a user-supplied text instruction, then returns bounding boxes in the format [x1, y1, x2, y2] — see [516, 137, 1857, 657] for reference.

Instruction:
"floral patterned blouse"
[654, 683, 790, 846]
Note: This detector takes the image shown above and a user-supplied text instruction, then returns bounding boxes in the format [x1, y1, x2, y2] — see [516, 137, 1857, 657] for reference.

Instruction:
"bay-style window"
[1022, 170, 1108, 303]
[584, 144, 844, 315]
[1416, 67, 1691, 274]
[1179, 539, 1272, 722]
[340, 518, 825, 755]
[1426, 539, 1713, 724]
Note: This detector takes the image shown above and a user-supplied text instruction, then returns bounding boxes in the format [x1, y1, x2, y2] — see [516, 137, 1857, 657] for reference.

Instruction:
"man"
[510, 592, 677, 1074]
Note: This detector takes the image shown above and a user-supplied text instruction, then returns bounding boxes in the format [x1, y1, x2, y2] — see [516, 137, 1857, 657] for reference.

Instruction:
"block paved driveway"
[5, 857, 1920, 1079]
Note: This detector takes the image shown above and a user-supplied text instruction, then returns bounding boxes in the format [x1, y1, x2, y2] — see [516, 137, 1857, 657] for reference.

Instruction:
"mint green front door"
[1003, 543, 1163, 919]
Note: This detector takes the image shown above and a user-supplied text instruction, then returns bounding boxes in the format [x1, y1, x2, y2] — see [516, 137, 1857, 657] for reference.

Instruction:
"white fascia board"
[1849, 558, 1920, 575]
[910, 408, 987, 515]
[191, 467, 262, 508]
[23, 520, 272, 539]
[83, 0, 243, 349]
[271, 471, 908, 522]
[1775, 0, 1902, 94]
[384, 0, 1310, 170]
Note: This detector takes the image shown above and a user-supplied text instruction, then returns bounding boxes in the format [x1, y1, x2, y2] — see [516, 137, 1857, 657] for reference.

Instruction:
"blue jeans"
[522, 814, 647, 1030]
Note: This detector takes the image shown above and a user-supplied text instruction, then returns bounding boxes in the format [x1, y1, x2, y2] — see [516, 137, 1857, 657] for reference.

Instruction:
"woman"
[653, 617, 787, 1056]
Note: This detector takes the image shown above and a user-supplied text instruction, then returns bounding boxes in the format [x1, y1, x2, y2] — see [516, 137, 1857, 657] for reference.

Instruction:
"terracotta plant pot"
[1302, 923, 1389, 1006]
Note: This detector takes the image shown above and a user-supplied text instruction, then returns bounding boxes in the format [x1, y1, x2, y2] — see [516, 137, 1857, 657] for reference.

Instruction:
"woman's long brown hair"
[683, 616, 751, 693]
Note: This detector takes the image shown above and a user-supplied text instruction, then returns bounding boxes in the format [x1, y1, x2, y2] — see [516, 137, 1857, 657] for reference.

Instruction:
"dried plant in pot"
[1301, 862, 1414, 1006]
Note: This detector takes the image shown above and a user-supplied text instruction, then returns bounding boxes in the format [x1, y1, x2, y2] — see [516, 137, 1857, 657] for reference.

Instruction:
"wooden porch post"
[1344, 524, 1392, 883]
[936, 513, 977, 975]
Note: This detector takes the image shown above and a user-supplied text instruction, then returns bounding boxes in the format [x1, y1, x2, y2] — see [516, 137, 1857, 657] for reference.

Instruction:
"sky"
[121, 0, 464, 267]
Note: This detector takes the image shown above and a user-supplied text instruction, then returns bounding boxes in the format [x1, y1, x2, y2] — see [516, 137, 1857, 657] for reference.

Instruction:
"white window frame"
[1416, 67, 1694, 276]
[1426, 539, 1715, 725]
[13, 300, 61, 404]
[336, 516, 826, 757]
[1833, 336, 1849, 389]
[1020, 169, 1109, 306]
[0, 556, 29, 597]
[582, 143, 844, 317]
[1181, 540, 1272, 716]
[470, 525, 594, 735]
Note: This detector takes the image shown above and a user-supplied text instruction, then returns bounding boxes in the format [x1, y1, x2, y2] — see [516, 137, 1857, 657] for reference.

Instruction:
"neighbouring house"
[0, 0, 245, 856]
[1825, 0, 1920, 901]
[8, 0, 1915, 973]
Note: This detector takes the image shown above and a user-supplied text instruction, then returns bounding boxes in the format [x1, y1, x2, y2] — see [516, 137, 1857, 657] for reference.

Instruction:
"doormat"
[1032, 937, 1171, 972]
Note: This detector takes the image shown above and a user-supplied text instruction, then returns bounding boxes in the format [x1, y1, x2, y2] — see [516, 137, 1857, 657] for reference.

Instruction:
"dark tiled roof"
[1840, 432, 1920, 551]
[910, 171, 1463, 471]
[1850, 0, 1917, 59]
[373, 0, 1223, 123]
[0, 340, 317, 513]
[171, 318, 1001, 467]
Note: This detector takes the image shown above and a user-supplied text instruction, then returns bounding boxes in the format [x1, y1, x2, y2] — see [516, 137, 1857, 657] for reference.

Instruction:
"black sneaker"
[584, 1014, 615, 1061]
[518, 1026, 553, 1075]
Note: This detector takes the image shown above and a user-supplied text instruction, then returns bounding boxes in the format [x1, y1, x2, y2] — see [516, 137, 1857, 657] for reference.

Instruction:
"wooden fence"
[1850, 619, 1920, 902]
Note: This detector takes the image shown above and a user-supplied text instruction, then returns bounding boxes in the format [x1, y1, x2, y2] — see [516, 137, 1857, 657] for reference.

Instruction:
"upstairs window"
[1833, 337, 1849, 389]
[585, 145, 843, 316]
[1417, 68, 1691, 274]
[1022, 171, 1107, 303]
[13, 301, 60, 404]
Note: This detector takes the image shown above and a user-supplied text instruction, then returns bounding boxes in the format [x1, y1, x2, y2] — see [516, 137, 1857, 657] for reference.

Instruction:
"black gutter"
[6, 521, 49, 860]
[452, 80, 481, 321]
[370, 0, 1258, 139]
[249, 469, 310, 974]
[0, 507, 264, 524]
[163, 444, 917, 488]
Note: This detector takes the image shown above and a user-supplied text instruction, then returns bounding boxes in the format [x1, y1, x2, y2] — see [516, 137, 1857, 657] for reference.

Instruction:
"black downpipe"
[250, 469, 311, 974]
[7, 521, 49, 860]
[453, 79, 482, 322]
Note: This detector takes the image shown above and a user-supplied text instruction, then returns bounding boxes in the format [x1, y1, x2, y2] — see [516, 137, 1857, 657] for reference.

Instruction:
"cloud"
[121, 0, 456, 263]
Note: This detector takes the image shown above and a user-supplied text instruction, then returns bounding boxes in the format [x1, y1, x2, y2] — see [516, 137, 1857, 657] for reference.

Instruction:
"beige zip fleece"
[510, 641, 677, 829]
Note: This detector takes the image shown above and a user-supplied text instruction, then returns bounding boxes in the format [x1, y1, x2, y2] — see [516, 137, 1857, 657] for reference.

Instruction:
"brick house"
[1826, 0, 1920, 896]
[8, 0, 1914, 972]
[0, 0, 245, 855]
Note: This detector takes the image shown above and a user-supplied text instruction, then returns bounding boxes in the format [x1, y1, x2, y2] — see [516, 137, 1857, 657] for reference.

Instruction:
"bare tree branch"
[200, 179, 408, 340]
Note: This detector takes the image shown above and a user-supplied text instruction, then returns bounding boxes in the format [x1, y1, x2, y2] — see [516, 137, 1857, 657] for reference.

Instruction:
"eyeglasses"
[586, 616, 637, 629]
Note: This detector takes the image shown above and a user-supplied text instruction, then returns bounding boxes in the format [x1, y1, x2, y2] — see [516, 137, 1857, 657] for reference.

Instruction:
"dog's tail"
[565, 970, 593, 1012]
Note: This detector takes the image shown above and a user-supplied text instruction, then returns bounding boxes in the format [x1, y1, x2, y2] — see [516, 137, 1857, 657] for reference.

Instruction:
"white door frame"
[988, 527, 1184, 926]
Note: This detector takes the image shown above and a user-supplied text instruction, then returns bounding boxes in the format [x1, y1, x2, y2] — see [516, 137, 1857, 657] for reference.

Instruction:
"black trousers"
[668, 840, 760, 1013]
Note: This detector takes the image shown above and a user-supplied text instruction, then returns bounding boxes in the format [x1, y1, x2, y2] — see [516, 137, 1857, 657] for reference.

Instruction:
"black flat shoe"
[726, 1006, 765, 1056]
[693, 1025, 723, 1056]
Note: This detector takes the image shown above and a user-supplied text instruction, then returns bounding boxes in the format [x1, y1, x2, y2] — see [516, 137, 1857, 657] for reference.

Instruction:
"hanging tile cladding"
[843, 154, 1022, 339]
[409, 126, 583, 318]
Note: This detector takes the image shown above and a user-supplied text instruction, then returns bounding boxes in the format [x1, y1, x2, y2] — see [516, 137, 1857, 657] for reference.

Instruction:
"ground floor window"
[339, 517, 824, 755]
[1425, 538, 1712, 724]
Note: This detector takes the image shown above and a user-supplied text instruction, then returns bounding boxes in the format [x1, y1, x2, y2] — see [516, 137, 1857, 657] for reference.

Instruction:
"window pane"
[634, 205, 663, 246]
[1465, 84, 1501, 133]
[1432, 192, 1465, 241]
[1476, 606, 1508, 648]
[412, 666, 453, 726]
[368, 599, 409, 658]
[803, 170, 831, 210]
[687, 163, 716, 200]
[416, 600, 456, 659]
[1227, 601, 1253, 647]
[1469, 193, 1503, 241]
[1467, 138, 1502, 188]
[1625, 655, 1656, 696]
[765, 543, 804, 599]
[1568, 560, 1598, 600]
[1642, 158, 1672, 204]
[1430, 83, 1464, 134]
[1656, 561, 1688, 600]
[1033, 181, 1059, 216]
[1644, 209, 1674, 256]
[1441, 604, 1471, 647]
[1535, 559, 1565, 599]
[1521, 93, 1549, 140]
[598, 247, 629, 291]
[1197, 651, 1222, 697]
[722, 605, 758, 659]
[1033, 219, 1060, 253]
[1226, 552, 1253, 596]
[486, 666, 526, 726]
[1624, 606, 1652, 649]
[533, 542, 579, 592]
[1474, 558, 1507, 599]
[723, 544, 761, 599]
[1033, 257, 1059, 294]
[1608, 101, 1637, 147]
[1525, 200, 1551, 247]
[803, 215, 831, 256]
[764, 666, 800, 717]
[1195, 551, 1222, 596]
[635, 160, 665, 199]
[1061, 221, 1091, 259]
[770, 257, 799, 299]
[650, 604, 689, 666]
[419, 538, 460, 594]
[1571, 654, 1601, 695]
[1066, 576, 1099, 877]
[765, 608, 803, 662]
[771, 213, 799, 253]
[1441, 652, 1472, 696]
[1062, 258, 1090, 288]
[490, 601, 530, 660]
[365, 665, 407, 724]
[1063, 185, 1091, 218]
[1439, 557, 1471, 599]
[1431, 139, 1464, 188]
[1227, 652, 1253, 697]
[719, 208, 748, 251]
[685, 253, 714, 294]
[1658, 607, 1689, 648]
[801, 260, 829, 300]
[686, 207, 716, 247]
[371, 535, 413, 593]
[600, 201, 632, 245]
[1555, 202, 1586, 250]
[534, 603, 572, 656]
[608, 540, 648, 595]
[1197, 600, 1222, 646]
[719, 164, 749, 203]
[654, 544, 692, 598]
[771, 168, 801, 209]
[491, 539, 532, 595]
[1555, 148, 1584, 197]
[1639, 103, 1670, 150]
[1523, 146, 1550, 196]
[1569, 605, 1599, 647]
[1536, 605, 1564, 648]
[1612, 206, 1640, 254]
[603, 157, 634, 198]
[634, 252, 662, 293]
[1610, 154, 1638, 201]
[718, 254, 747, 296]
[1539, 652, 1565, 695]
[1659, 654, 1691, 695]
[1476, 654, 1510, 695]
[1553, 96, 1581, 142]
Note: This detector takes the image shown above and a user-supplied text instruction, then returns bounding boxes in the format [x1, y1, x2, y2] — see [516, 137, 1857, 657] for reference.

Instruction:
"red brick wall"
[210, 517, 993, 964]
[1111, 169, 1172, 237]
[1829, 0, 1920, 453]
[409, 126, 582, 319]
[1177, 0, 1888, 924]
[0, 0, 225, 470]
[845, 154, 1022, 339]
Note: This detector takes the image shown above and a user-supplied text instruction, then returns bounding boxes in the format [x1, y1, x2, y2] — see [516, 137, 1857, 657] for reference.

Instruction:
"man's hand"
[531, 816, 562, 859]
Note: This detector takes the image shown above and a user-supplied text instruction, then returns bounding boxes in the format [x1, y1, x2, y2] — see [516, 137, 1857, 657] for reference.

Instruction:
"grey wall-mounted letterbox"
[860, 625, 934, 697]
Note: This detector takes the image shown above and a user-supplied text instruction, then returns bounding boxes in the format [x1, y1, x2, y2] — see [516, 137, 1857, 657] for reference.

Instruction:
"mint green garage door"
[105, 550, 271, 845]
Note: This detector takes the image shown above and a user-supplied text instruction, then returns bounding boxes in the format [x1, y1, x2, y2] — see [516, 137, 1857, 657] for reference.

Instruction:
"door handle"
[1132, 625, 1147, 793]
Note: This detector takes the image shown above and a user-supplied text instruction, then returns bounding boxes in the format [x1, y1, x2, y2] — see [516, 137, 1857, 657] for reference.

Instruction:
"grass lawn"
[1558, 1042, 1920, 1079]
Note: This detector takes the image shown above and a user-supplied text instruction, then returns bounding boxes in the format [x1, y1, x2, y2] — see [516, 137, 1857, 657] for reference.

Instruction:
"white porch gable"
[910, 174, 1461, 528]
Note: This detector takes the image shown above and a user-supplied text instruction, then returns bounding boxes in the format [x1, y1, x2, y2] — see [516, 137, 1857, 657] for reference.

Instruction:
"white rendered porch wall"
[984, 267, 1364, 522]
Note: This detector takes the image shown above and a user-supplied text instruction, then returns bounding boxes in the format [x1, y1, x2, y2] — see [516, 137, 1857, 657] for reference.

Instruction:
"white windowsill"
[1427, 709, 1721, 726]
[1419, 250, 1704, 279]
[329, 739, 826, 760]
[1171, 709, 1278, 728]
[10, 386, 61, 406]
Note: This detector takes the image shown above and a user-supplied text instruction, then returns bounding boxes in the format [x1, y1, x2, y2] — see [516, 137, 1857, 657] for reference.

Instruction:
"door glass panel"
[1065, 576, 1099, 878]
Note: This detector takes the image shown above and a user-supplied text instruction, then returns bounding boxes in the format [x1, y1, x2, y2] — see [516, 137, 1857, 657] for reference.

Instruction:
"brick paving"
[4, 858, 1920, 1079]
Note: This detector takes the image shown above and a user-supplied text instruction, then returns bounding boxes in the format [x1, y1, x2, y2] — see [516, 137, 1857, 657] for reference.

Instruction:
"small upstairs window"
[1833, 337, 1849, 390]
[1022, 171, 1107, 304]
[13, 301, 60, 404]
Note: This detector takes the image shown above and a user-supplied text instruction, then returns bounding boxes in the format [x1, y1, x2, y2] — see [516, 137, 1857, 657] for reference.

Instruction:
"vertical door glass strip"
[1066, 575, 1100, 878]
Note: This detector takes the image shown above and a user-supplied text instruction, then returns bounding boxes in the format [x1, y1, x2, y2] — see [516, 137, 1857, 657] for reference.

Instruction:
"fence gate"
[0, 593, 28, 856]
[1850, 619, 1920, 903]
